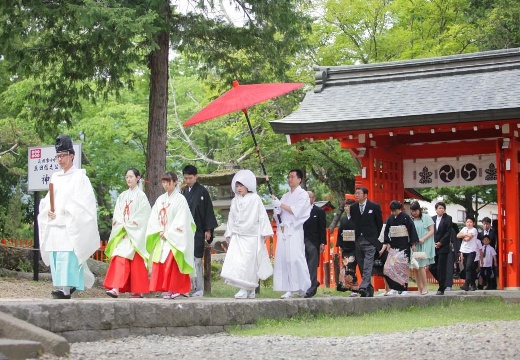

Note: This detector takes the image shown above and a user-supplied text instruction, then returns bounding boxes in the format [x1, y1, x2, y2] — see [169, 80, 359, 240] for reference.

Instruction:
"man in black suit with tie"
[303, 191, 327, 298]
[349, 187, 383, 298]
[478, 217, 498, 289]
[431, 201, 453, 295]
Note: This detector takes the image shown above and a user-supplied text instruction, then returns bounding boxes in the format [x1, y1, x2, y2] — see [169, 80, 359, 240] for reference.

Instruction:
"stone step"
[0, 338, 43, 360]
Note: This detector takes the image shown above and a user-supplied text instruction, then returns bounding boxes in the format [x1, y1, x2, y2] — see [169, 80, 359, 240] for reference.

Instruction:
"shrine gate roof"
[270, 48, 520, 138]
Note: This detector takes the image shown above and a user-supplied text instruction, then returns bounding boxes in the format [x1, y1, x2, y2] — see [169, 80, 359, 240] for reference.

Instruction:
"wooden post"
[333, 253, 340, 286]
[323, 261, 330, 288]
[33, 191, 40, 281]
[203, 242, 212, 294]
[49, 183, 55, 213]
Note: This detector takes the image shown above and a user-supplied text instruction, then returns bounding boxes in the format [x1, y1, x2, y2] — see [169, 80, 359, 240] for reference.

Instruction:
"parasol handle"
[243, 111, 281, 223]
[49, 183, 55, 213]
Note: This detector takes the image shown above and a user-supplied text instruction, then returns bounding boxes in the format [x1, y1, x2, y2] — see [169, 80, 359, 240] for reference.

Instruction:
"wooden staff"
[49, 183, 55, 213]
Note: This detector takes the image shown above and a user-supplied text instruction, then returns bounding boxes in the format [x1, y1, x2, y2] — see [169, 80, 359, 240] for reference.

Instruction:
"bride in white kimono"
[221, 170, 273, 299]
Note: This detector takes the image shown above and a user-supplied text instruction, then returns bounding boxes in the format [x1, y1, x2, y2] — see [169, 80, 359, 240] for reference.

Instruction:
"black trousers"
[304, 238, 320, 296]
[462, 252, 477, 288]
[431, 252, 448, 292]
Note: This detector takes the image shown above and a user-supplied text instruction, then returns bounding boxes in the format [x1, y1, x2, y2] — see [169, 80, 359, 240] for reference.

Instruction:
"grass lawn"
[228, 298, 520, 337]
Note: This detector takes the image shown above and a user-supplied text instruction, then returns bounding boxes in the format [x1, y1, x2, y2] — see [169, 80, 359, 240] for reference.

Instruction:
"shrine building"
[270, 48, 520, 290]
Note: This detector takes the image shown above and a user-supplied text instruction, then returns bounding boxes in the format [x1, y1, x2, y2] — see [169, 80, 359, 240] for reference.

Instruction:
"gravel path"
[4, 275, 516, 360]
[34, 320, 518, 360]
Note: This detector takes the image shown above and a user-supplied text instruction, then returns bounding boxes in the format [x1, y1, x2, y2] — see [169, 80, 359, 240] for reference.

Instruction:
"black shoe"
[51, 290, 71, 299]
[435, 290, 444, 295]
[359, 288, 367, 298]
[52, 287, 76, 297]
[460, 285, 469, 291]
[367, 288, 374, 297]
[469, 285, 476, 291]
[304, 293, 313, 298]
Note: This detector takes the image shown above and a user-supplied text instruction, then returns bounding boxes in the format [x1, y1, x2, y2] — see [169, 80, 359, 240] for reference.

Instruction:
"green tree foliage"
[0, 0, 312, 204]
[468, 0, 520, 49]
[62, 71, 149, 238]
[0, 183, 33, 239]
[314, 0, 479, 65]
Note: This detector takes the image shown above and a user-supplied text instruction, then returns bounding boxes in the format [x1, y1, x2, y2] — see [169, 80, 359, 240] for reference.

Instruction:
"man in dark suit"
[349, 187, 383, 298]
[431, 201, 453, 295]
[478, 217, 498, 289]
[303, 191, 327, 298]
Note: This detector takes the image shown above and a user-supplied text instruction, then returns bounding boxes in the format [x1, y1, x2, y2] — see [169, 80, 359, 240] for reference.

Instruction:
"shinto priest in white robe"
[273, 185, 312, 292]
[221, 170, 273, 290]
[38, 166, 100, 289]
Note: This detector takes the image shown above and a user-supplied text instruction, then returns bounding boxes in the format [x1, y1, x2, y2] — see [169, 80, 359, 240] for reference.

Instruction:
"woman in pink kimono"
[221, 170, 273, 299]
[104, 168, 151, 298]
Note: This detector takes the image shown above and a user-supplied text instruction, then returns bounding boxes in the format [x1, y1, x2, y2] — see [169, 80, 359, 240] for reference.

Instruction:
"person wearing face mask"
[104, 168, 151, 298]
[37, 135, 100, 299]
[146, 172, 196, 299]
[220, 170, 273, 299]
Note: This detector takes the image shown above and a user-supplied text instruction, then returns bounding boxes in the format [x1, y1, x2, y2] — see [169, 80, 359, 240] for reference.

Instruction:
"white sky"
[175, 0, 247, 26]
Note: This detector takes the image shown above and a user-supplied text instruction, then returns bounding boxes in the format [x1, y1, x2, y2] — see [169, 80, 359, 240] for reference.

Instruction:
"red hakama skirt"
[103, 253, 150, 293]
[149, 251, 191, 293]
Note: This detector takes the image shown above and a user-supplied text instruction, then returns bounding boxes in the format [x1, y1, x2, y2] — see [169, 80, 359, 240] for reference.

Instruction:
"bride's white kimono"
[221, 186, 273, 290]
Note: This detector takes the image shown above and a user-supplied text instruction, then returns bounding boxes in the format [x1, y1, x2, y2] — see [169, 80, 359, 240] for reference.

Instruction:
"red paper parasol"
[183, 80, 304, 195]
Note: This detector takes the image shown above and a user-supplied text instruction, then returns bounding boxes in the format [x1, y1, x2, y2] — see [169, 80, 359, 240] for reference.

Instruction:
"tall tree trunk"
[145, 1, 170, 205]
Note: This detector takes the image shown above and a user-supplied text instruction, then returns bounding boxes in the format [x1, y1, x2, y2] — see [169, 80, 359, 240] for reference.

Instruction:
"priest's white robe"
[273, 186, 312, 292]
[38, 166, 100, 289]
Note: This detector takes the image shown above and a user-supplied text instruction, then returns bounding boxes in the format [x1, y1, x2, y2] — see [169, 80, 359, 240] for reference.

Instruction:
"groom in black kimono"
[181, 165, 218, 297]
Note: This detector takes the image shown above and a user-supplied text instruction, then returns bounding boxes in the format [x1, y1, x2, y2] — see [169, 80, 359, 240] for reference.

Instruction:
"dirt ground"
[0, 275, 109, 299]
[0, 270, 170, 299]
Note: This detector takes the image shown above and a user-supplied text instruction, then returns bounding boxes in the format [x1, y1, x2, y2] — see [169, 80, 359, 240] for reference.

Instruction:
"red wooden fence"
[2, 236, 463, 288]
[1, 238, 109, 263]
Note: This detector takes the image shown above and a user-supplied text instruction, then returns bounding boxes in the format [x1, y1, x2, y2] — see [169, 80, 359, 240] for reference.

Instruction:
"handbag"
[410, 257, 419, 269]
[412, 251, 427, 260]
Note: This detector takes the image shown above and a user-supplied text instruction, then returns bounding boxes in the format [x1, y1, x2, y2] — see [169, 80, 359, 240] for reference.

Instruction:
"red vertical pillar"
[498, 137, 520, 289]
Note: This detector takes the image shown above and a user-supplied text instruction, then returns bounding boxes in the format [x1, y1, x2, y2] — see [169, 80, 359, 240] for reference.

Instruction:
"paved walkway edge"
[0, 291, 512, 344]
